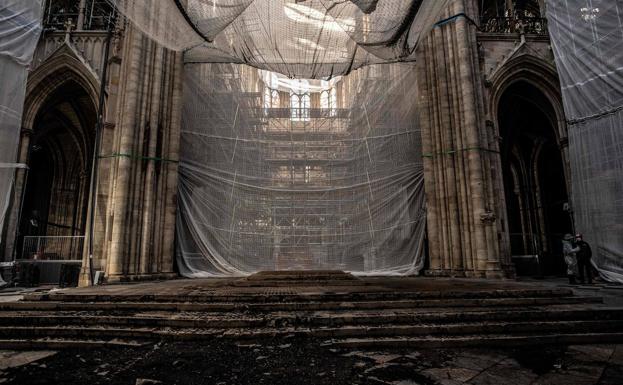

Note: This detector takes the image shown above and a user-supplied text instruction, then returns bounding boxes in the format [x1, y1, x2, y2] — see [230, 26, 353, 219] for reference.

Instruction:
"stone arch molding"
[488, 54, 567, 144]
[24, 42, 101, 132]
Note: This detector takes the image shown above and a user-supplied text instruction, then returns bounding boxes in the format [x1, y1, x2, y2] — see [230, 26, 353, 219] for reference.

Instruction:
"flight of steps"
[1, 278, 623, 350]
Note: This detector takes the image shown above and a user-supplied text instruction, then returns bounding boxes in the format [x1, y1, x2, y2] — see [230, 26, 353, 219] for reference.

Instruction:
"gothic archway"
[17, 77, 96, 259]
[497, 81, 572, 275]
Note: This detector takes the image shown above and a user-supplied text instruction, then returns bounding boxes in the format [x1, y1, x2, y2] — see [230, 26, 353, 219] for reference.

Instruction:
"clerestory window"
[290, 93, 310, 121]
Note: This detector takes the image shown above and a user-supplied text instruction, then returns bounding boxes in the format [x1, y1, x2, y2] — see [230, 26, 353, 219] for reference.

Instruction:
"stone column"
[98, 23, 182, 283]
[417, 0, 510, 278]
[1, 128, 33, 261]
[77, 0, 87, 31]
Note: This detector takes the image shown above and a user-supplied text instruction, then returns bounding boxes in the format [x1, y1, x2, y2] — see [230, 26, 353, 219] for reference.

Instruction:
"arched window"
[264, 87, 281, 116]
[290, 93, 310, 121]
[479, 0, 507, 19]
[264, 87, 272, 111]
[320, 90, 330, 110]
[514, 0, 541, 17]
[271, 89, 280, 108]
[301, 94, 310, 120]
[479, 0, 541, 19]
[290, 94, 300, 120]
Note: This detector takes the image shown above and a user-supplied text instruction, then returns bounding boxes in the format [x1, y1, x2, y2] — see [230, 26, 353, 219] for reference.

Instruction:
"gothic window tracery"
[480, 0, 545, 34]
[290, 93, 310, 121]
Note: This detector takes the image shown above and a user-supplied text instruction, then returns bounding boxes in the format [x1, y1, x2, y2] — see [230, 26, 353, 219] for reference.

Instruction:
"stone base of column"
[425, 265, 510, 280]
[78, 267, 91, 287]
[483, 260, 504, 279]
[106, 272, 178, 283]
[424, 269, 467, 278]
[501, 262, 517, 279]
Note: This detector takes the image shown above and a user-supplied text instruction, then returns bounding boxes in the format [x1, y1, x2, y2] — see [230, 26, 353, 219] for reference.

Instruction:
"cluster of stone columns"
[416, 0, 513, 278]
[80, 23, 183, 284]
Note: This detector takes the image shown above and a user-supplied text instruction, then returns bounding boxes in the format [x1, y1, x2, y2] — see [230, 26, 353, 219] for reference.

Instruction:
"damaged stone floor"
[1, 273, 623, 384]
[1, 339, 623, 384]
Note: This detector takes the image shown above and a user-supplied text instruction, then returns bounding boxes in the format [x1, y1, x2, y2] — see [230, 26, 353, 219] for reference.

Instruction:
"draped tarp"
[176, 63, 427, 276]
[0, 0, 43, 247]
[108, 0, 448, 78]
[105, 0, 447, 276]
[547, 1, 623, 282]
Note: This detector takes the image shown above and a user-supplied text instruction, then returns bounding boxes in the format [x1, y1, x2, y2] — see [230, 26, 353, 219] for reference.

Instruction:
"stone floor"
[11, 273, 608, 297]
[1, 339, 622, 384]
[1, 274, 622, 384]
[3, 272, 620, 301]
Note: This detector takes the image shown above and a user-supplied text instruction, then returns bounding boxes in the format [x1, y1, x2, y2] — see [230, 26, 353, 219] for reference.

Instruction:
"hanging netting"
[105, 0, 446, 276]
[108, 0, 448, 78]
[547, 1, 623, 282]
[177, 63, 426, 276]
[0, 0, 43, 247]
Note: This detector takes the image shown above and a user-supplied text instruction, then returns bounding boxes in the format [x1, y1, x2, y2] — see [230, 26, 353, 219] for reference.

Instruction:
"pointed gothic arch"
[11, 57, 99, 261]
[493, 66, 572, 275]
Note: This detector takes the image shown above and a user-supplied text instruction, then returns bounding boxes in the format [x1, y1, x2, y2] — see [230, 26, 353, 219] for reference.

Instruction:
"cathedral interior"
[0, 0, 621, 284]
[0, 1, 623, 384]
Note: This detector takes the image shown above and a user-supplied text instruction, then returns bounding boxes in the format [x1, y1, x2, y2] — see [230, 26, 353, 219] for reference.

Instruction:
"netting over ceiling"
[0, 0, 42, 249]
[547, 0, 623, 282]
[177, 63, 426, 276]
[108, 0, 448, 78]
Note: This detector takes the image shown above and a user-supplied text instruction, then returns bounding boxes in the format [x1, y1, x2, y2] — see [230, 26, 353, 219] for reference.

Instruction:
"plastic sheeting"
[547, 1, 623, 282]
[104, 0, 444, 275]
[0, 0, 43, 245]
[107, 0, 447, 78]
[176, 63, 426, 276]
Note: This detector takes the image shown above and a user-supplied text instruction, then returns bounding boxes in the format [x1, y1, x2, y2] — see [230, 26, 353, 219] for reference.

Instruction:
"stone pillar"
[417, 0, 511, 278]
[85, 23, 182, 284]
[1, 128, 33, 261]
[77, 0, 87, 31]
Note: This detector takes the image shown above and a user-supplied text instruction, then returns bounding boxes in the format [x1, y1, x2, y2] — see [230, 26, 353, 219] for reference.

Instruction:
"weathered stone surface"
[0, 350, 56, 370]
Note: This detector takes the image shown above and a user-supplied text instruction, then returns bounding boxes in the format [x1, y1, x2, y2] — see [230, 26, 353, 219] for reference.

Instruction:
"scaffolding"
[177, 63, 425, 276]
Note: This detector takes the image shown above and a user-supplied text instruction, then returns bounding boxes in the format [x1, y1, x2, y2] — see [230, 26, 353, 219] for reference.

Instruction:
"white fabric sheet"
[547, 0, 623, 282]
[0, 0, 42, 246]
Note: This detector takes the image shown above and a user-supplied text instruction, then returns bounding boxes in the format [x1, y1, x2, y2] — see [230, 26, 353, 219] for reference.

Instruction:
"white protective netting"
[547, 0, 623, 282]
[177, 63, 426, 276]
[106, 0, 447, 276]
[0, 0, 43, 246]
[108, 0, 448, 78]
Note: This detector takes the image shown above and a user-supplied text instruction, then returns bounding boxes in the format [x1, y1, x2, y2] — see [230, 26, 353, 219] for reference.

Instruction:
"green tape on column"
[422, 146, 499, 158]
[98, 153, 179, 163]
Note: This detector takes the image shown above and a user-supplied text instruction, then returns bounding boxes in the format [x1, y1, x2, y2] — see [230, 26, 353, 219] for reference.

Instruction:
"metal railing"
[481, 16, 548, 35]
[21, 236, 85, 262]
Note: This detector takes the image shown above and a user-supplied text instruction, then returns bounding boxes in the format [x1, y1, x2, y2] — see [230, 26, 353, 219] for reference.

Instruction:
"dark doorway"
[498, 81, 572, 276]
[18, 79, 96, 259]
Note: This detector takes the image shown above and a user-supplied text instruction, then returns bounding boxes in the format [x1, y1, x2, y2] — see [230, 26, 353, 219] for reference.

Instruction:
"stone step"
[0, 320, 622, 347]
[23, 288, 576, 303]
[325, 332, 623, 349]
[0, 295, 602, 312]
[240, 270, 360, 284]
[1, 320, 621, 341]
[0, 338, 148, 350]
[1, 308, 622, 329]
